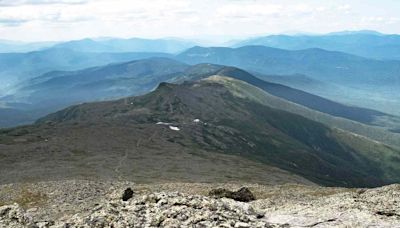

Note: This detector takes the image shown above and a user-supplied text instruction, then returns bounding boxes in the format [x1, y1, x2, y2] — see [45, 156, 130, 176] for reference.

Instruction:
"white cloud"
[337, 4, 351, 11]
[0, 0, 398, 41]
[0, 3, 93, 25]
[0, 0, 89, 7]
[361, 16, 400, 25]
[217, 3, 283, 19]
[0, 18, 27, 26]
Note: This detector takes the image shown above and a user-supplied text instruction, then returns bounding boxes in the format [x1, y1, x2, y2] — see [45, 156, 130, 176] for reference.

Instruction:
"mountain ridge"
[14, 79, 399, 187]
[233, 33, 400, 60]
[177, 45, 400, 85]
[51, 37, 196, 54]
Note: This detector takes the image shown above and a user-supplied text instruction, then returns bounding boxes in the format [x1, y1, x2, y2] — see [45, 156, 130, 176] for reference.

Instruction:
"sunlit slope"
[205, 75, 400, 148]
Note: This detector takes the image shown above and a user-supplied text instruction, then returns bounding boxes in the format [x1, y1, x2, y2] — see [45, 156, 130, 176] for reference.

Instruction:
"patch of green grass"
[0, 135, 18, 145]
[333, 129, 400, 182]
[0, 187, 47, 209]
[15, 189, 48, 209]
[71, 149, 87, 156]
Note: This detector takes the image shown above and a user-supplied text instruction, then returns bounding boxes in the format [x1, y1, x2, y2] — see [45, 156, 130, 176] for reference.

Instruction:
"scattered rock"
[0, 204, 33, 227]
[121, 187, 134, 201]
[209, 187, 256, 202]
[376, 211, 399, 217]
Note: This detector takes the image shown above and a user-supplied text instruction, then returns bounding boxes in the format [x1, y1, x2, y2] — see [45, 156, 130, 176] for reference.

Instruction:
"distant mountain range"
[2, 77, 400, 187]
[51, 38, 197, 54]
[233, 32, 400, 60]
[0, 37, 196, 90]
[0, 48, 171, 91]
[2, 35, 399, 91]
[0, 37, 197, 54]
[177, 45, 400, 86]
[0, 40, 58, 53]
[7, 58, 187, 111]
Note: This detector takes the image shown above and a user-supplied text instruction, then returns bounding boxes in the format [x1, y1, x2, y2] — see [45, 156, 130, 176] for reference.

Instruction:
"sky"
[0, 0, 399, 42]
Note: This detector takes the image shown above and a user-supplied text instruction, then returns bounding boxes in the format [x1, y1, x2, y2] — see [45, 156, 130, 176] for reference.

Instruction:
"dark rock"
[376, 211, 399, 217]
[122, 188, 134, 201]
[208, 187, 255, 202]
[232, 187, 256, 202]
[256, 213, 264, 219]
[357, 189, 367, 195]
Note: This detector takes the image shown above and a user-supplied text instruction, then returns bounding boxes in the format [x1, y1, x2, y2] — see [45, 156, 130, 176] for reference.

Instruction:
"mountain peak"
[155, 81, 177, 90]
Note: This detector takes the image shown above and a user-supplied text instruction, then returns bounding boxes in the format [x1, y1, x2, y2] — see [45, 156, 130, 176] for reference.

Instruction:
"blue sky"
[0, 0, 399, 41]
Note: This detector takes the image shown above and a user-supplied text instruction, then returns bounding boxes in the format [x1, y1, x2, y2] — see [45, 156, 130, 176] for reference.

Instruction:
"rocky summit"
[0, 192, 273, 228]
[0, 181, 400, 227]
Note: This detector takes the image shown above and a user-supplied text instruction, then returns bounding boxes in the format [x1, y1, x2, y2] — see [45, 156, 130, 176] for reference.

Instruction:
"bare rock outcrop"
[0, 191, 277, 228]
[1, 181, 400, 227]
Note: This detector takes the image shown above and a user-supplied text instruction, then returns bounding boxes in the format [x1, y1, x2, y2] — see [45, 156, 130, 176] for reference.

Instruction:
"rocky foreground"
[0, 181, 399, 227]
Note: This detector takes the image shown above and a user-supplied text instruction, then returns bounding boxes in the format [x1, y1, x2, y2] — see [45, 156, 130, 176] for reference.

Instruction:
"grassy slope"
[206, 75, 400, 183]
[206, 76, 400, 148]
[333, 129, 400, 182]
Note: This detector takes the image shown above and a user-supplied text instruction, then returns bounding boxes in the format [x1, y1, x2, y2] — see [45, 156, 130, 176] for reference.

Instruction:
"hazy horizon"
[0, 29, 397, 44]
[0, 0, 399, 42]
